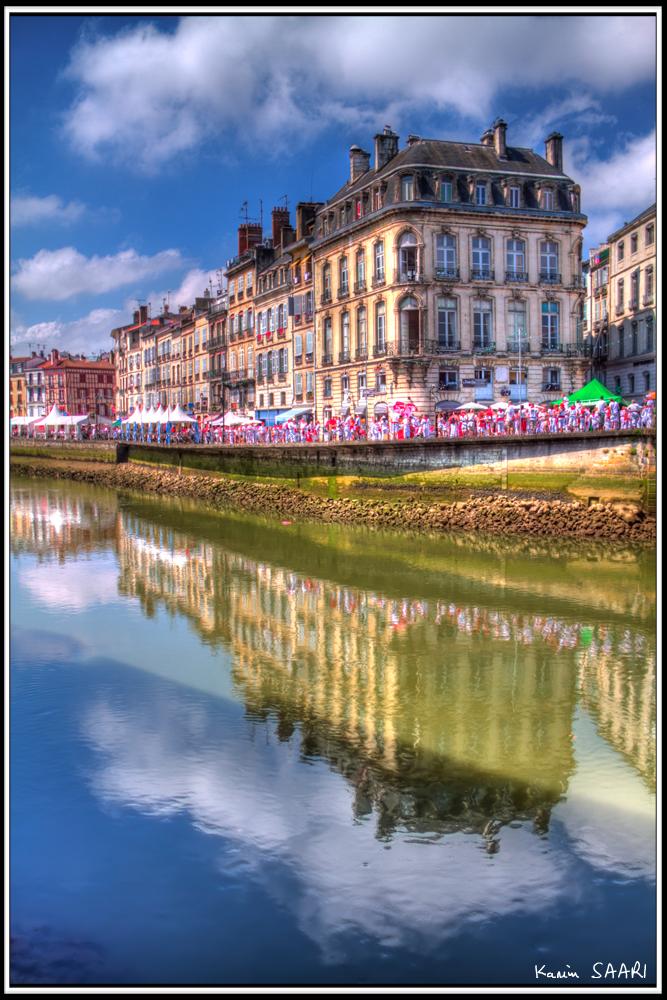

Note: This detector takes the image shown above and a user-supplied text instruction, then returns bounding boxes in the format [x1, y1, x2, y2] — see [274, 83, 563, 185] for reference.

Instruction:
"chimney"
[271, 206, 291, 246]
[480, 129, 494, 147]
[139, 305, 148, 324]
[238, 223, 263, 255]
[280, 226, 296, 253]
[133, 310, 140, 324]
[544, 132, 563, 171]
[493, 119, 508, 159]
[374, 126, 399, 171]
[295, 202, 319, 242]
[31, 351, 37, 357]
[51, 348, 59, 362]
[405, 135, 420, 147]
[349, 145, 371, 182]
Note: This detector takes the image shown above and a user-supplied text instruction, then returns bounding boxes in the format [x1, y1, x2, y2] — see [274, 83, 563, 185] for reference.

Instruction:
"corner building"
[311, 123, 588, 422]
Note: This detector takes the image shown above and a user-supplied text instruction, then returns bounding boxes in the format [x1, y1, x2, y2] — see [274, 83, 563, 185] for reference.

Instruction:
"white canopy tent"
[122, 408, 143, 424]
[11, 415, 40, 426]
[168, 404, 197, 423]
[211, 412, 258, 427]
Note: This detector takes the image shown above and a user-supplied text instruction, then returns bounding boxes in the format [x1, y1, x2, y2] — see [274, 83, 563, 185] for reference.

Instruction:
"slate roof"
[324, 137, 572, 208]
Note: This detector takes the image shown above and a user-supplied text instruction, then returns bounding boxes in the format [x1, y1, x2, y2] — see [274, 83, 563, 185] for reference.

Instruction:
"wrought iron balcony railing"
[505, 271, 528, 283]
[540, 272, 562, 284]
[471, 269, 494, 281]
[435, 267, 459, 280]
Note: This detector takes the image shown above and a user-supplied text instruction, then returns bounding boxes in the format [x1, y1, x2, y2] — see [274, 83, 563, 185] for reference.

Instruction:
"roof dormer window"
[476, 182, 487, 206]
[401, 176, 414, 202]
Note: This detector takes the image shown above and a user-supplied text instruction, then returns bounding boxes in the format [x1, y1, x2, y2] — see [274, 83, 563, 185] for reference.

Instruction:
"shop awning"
[275, 406, 313, 424]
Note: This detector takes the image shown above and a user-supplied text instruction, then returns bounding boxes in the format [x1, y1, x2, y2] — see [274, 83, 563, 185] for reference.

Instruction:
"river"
[9, 476, 656, 986]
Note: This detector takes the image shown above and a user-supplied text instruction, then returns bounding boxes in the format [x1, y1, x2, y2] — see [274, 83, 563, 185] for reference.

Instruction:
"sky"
[8, 12, 658, 359]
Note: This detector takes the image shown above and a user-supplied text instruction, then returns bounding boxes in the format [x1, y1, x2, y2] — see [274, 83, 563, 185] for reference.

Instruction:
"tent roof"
[565, 379, 627, 404]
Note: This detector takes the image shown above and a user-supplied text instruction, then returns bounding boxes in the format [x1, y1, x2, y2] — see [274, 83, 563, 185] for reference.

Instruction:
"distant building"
[39, 348, 115, 418]
[10, 352, 48, 419]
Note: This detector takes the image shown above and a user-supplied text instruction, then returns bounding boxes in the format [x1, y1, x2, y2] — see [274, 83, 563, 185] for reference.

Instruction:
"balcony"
[472, 341, 496, 355]
[615, 304, 625, 315]
[505, 271, 528, 283]
[542, 382, 562, 392]
[321, 290, 332, 305]
[303, 311, 313, 323]
[228, 294, 235, 305]
[277, 372, 286, 383]
[355, 347, 368, 361]
[353, 280, 367, 294]
[294, 393, 304, 403]
[371, 274, 386, 288]
[338, 350, 351, 364]
[321, 352, 333, 366]
[394, 268, 425, 284]
[541, 342, 563, 354]
[569, 276, 585, 289]
[643, 293, 654, 306]
[294, 315, 302, 325]
[373, 343, 388, 357]
[435, 267, 460, 281]
[424, 339, 461, 354]
[237, 289, 244, 300]
[471, 269, 494, 282]
[277, 327, 286, 338]
[293, 354, 303, 367]
[506, 340, 529, 353]
[305, 352, 313, 364]
[337, 286, 350, 300]
[593, 283, 607, 298]
[540, 272, 562, 285]
[629, 299, 640, 312]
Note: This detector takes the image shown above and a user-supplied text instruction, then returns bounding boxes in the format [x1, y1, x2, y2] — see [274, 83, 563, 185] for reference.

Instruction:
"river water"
[9, 477, 656, 986]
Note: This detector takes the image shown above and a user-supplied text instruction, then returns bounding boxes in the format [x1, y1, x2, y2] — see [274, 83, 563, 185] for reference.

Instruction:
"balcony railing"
[629, 299, 640, 312]
[321, 290, 332, 305]
[293, 354, 303, 367]
[338, 350, 351, 364]
[294, 393, 303, 402]
[321, 352, 333, 366]
[294, 315, 302, 325]
[643, 293, 654, 306]
[569, 276, 585, 288]
[541, 342, 563, 353]
[337, 286, 350, 299]
[542, 382, 562, 392]
[277, 372, 286, 383]
[373, 343, 388, 357]
[471, 269, 494, 281]
[435, 267, 460, 280]
[353, 280, 367, 294]
[506, 340, 529, 353]
[615, 304, 625, 315]
[505, 271, 528, 283]
[472, 341, 497, 354]
[355, 347, 368, 361]
[424, 339, 461, 354]
[371, 274, 386, 288]
[540, 272, 562, 284]
[305, 352, 313, 364]
[394, 268, 426, 283]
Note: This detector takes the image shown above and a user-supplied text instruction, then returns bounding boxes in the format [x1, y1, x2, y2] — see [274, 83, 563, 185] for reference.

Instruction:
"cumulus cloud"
[11, 306, 127, 357]
[11, 193, 87, 227]
[11, 246, 185, 301]
[61, 15, 656, 170]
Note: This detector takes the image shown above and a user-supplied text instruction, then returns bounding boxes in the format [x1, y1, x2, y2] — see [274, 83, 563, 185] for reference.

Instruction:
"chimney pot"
[544, 131, 564, 171]
[349, 145, 371, 182]
[493, 119, 508, 159]
[374, 127, 399, 171]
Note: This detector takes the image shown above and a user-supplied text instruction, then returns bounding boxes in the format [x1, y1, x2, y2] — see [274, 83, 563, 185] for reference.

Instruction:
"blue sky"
[9, 13, 657, 358]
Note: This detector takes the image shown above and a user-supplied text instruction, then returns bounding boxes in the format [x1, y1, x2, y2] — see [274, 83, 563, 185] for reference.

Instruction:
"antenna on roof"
[311, 167, 313, 202]
[259, 198, 263, 230]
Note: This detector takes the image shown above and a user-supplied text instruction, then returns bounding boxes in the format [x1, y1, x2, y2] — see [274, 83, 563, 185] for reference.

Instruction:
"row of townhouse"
[111, 120, 604, 423]
[582, 204, 656, 402]
[10, 349, 115, 420]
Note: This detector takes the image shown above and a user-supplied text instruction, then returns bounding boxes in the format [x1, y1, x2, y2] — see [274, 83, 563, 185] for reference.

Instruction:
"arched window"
[356, 307, 367, 357]
[374, 302, 386, 355]
[339, 257, 349, 295]
[399, 296, 420, 353]
[398, 232, 419, 281]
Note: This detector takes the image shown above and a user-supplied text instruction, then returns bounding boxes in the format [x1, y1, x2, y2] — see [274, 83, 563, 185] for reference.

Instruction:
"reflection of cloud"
[20, 560, 122, 611]
[81, 697, 569, 961]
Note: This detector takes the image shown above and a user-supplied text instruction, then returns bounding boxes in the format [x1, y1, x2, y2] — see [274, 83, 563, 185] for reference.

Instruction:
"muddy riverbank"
[11, 460, 655, 543]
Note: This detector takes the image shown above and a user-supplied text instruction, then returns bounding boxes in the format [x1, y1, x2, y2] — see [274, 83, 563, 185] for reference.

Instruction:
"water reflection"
[11, 480, 656, 964]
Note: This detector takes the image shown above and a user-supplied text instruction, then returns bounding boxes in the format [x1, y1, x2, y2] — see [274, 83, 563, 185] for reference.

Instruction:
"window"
[341, 373, 350, 394]
[645, 266, 653, 301]
[339, 256, 348, 294]
[644, 372, 651, 393]
[324, 317, 332, 359]
[294, 372, 303, 397]
[401, 176, 414, 201]
[646, 317, 653, 352]
[618, 325, 625, 358]
[543, 368, 561, 390]
[631, 322, 638, 355]
[340, 205, 346, 227]
[374, 190, 381, 211]
[509, 368, 526, 400]
[374, 241, 384, 281]
[471, 237, 492, 279]
[376, 370, 386, 392]
[398, 232, 419, 279]
[441, 180, 452, 203]
[509, 186, 520, 208]
[631, 233, 638, 254]
[543, 189, 553, 211]
[436, 235, 456, 277]
[399, 296, 420, 352]
[506, 239, 525, 279]
[473, 299, 492, 348]
[323, 263, 331, 300]
[617, 242, 624, 262]
[541, 302, 559, 349]
[355, 198, 362, 220]
[617, 278, 624, 307]
[476, 183, 486, 205]
[508, 300, 526, 349]
[323, 217, 329, 237]
[356, 249, 365, 288]
[630, 271, 639, 307]
[439, 369, 458, 390]
[357, 307, 367, 354]
[614, 376, 622, 393]
[323, 376, 333, 398]
[340, 312, 350, 360]
[375, 302, 386, 353]
[645, 224, 654, 247]
[229, 280, 235, 297]
[437, 297, 457, 349]
[540, 242, 559, 281]
[628, 374, 635, 395]
[294, 334, 303, 362]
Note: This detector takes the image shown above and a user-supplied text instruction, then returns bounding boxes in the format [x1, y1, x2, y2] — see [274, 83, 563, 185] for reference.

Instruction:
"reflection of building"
[10, 485, 119, 563]
[577, 633, 656, 793]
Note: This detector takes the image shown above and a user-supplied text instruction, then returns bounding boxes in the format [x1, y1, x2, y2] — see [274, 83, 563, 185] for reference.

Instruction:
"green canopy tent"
[556, 379, 629, 406]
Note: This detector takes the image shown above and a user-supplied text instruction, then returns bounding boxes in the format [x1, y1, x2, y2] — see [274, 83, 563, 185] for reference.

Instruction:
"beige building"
[310, 123, 588, 423]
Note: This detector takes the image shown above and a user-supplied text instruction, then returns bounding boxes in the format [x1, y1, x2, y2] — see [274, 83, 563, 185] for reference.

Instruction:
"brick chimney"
[349, 145, 371, 182]
[238, 223, 263, 255]
[51, 348, 59, 362]
[271, 207, 291, 246]
[544, 132, 564, 171]
[493, 119, 508, 159]
[374, 126, 399, 171]
[139, 305, 148, 324]
[295, 202, 319, 242]
[480, 129, 494, 147]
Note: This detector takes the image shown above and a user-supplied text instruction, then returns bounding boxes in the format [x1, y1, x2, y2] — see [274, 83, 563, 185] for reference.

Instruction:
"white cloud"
[11, 245, 184, 301]
[11, 193, 86, 227]
[11, 306, 127, 357]
[61, 15, 656, 170]
[21, 560, 122, 611]
[142, 267, 213, 315]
